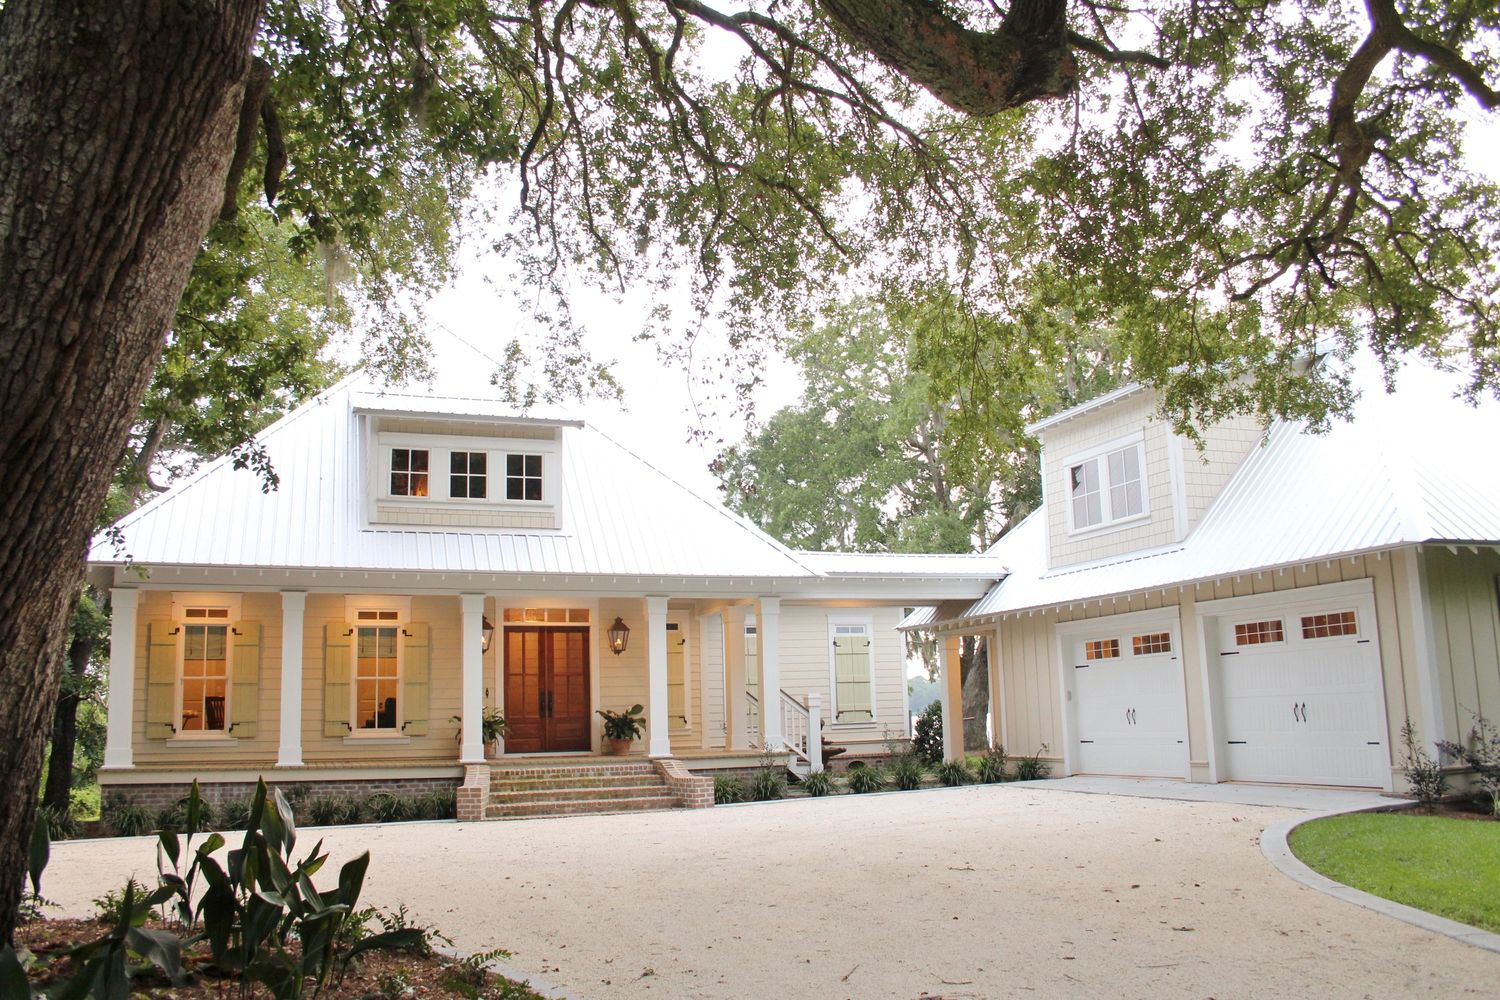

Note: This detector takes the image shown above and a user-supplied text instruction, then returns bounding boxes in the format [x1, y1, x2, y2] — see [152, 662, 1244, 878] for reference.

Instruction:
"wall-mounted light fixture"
[607, 616, 631, 656]
[481, 615, 495, 653]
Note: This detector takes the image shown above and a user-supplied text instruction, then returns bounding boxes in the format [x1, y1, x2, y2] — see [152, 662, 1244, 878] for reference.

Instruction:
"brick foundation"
[102, 776, 460, 820]
[653, 758, 714, 809]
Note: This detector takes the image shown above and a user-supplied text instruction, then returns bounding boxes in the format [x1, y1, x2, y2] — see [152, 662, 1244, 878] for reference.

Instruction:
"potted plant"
[597, 704, 646, 755]
[452, 707, 509, 758]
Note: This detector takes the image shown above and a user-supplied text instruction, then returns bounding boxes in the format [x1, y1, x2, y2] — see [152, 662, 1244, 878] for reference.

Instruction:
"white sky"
[419, 105, 1500, 506]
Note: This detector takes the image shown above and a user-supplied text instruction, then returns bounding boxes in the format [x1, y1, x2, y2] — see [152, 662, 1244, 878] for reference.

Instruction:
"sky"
[418, 103, 1500, 507]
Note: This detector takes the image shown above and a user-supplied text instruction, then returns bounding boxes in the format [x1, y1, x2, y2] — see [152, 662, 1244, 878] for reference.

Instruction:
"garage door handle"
[1301, 702, 1308, 722]
[1292, 703, 1302, 722]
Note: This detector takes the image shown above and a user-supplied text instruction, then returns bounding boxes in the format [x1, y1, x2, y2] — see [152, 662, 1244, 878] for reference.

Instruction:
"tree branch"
[1065, 30, 1168, 70]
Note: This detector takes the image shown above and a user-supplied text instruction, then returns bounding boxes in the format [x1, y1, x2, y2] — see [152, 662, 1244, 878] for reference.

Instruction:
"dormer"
[353, 395, 581, 530]
[1031, 383, 1264, 570]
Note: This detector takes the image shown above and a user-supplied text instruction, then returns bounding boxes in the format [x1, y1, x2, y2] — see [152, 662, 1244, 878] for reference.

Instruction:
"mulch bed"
[1398, 797, 1498, 822]
[16, 916, 548, 999]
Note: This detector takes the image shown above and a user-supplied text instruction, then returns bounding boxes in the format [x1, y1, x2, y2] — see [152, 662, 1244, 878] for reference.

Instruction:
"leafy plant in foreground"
[1438, 714, 1500, 817]
[749, 766, 786, 801]
[714, 775, 747, 804]
[798, 768, 835, 797]
[846, 764, 887, 794]
[912, 702, 943, 765]
[976, 745, 1009, 783]
[936, 759, 974, 787]
[1013, 746, 1051, 782]
[890, 754, 926, 791]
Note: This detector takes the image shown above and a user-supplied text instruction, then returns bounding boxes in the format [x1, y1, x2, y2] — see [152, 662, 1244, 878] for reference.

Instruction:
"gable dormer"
[354, 397, 579, 530]
[1032, 384, 1266, 570]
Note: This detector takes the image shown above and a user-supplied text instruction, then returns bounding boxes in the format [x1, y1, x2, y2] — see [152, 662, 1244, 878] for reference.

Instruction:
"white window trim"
[826, 616, 877, 725]
[376, 432, 560, 508]
[349, 620, 404, 736]
[1061, 431, 1150, 537]
[173, 616, 235, 741]
[170, 592, 242, 622]
[344, 595, 412, 622]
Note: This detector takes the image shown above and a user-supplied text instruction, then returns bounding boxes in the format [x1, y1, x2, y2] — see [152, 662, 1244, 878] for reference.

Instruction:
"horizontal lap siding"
[776, 605, 908, 748]
[132, 590, 282, 766]
[700, 613, 726, 748]
[596, 597, 647, 750]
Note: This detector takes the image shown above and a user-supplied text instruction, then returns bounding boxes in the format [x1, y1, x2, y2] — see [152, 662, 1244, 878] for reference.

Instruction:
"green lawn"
[1289, 812, 1500, 933]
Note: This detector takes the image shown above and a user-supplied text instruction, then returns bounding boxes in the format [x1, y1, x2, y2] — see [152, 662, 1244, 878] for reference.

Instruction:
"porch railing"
[743, 689, 824, 774]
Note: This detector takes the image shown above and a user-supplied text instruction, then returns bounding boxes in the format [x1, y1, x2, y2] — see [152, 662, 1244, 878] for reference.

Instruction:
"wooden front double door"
[503, 626, 591, 753]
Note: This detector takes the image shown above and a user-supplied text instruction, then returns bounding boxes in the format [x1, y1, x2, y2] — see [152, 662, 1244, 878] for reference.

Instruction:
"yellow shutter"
[834, 634, 872, 721]
[144, 620, 177, 739]
[323, 623, 352, 737]
[667, 628, 686, 724]
[402, 623, 431, 736]
[230, 622, 261, 739]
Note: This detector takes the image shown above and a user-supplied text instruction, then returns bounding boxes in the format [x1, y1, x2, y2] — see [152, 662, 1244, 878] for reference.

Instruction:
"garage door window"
[1132, 632, 1172, 655]
[1234, 619, 1285, 646]
[1084, 638, 1120, 660]
[1301, 610, 1357, 639]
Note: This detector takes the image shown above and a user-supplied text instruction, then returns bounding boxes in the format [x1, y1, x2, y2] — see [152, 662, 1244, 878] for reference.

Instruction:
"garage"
[1061, 611, 1188, 778]
[1207, 583, 1387, 787]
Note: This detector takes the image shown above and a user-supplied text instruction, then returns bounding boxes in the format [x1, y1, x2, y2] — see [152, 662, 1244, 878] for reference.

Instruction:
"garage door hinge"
[1356, 639, 1371, 644]
[1079, 740, 1094, 744]
[1227, 740, 1247, 745]
[1220, 651, 1240, 656]
[1367, 741, 1381, 745]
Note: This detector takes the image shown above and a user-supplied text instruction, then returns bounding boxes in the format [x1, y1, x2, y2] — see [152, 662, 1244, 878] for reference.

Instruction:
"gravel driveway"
[44, 783, 1500, 999]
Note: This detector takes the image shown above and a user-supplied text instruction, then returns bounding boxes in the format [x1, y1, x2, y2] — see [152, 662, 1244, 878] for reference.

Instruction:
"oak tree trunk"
[959, 635, 990, 752]
[0, 0, 264, 941]
[40, 612, 93, 816]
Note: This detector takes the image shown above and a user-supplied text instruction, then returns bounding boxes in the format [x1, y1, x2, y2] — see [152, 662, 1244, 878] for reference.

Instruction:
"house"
[908, 353, 1500, 792]
[87, 364, 1000, 820]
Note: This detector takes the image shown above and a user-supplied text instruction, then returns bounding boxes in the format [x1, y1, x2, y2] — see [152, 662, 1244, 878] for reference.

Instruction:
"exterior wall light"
[607, 616, 630, 655]
[481, 615, 495, 653]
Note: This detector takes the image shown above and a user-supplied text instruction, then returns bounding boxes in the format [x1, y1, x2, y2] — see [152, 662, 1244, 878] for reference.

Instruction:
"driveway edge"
[1260, 805, 1500, 955]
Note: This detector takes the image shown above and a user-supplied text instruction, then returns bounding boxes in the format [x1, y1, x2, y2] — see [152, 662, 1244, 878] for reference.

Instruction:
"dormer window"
[1065, 436, 1148, 533]
[390, 448, 429, 497]
[450, 451, 488, 499]
[506, 454, 543, 501]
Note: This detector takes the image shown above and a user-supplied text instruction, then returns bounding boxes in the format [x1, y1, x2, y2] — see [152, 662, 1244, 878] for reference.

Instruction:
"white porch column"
[806, 691, 824, 773]
[102, 588, 139, 770]
[724, 605, 748, 750]
[989, 626, 1008, 752]
[756, 596, 783, 752]
[937, 633, 962, 762]
[646, 596, 672, 757]
[277, 591, 307, 767]
[460, 594, 486, 764]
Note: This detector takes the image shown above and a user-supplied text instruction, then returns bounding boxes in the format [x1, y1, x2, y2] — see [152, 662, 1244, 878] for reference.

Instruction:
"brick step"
[489, 774, 666, 793]
[485, 795, 679, 820]
[490, 783, 670, 806]
[486, 764, 657, 780]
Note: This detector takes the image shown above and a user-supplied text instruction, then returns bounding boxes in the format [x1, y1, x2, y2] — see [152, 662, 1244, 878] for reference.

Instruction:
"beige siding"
[1422, 547, 1500, 731]
[595, 597, 649, 751]
[990, 552, 1418, 784]
[1042, 393, 1177, 568]
[1181, 413, 1264, 531]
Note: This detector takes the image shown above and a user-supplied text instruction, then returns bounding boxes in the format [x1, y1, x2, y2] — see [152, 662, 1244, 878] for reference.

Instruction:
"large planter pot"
[603, 736, 634, 756]
[485, 739, 500, 760]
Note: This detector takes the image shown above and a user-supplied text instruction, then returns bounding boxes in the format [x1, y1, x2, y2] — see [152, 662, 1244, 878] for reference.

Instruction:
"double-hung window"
[1067, 438, 1146, 532]
[181, 607, 230, 733]
[355, 610, 400, 731]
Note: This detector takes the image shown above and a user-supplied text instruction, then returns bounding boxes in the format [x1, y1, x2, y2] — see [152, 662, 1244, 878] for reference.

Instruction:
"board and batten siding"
[991, 551, 1426, 786]
[1420, 547, 1500, 732]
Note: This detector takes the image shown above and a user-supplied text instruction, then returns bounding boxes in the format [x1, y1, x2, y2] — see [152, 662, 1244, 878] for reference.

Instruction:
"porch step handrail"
[741, 689, 823, 774]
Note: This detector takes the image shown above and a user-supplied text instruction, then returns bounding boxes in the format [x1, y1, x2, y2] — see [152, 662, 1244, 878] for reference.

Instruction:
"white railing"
[744, 690, 761, 746]
[744, 689, 824, 774]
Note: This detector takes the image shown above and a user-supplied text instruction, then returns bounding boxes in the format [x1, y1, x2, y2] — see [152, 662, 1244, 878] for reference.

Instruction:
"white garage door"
[1215, 595, 1386, 787]
[1070, 622, 1187, 778]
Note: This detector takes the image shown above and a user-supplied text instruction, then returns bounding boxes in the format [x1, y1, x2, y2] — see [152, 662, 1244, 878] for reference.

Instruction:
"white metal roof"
[922, 354, 1500, 627]
[90, 373, 1004, 593]
[794, 551, 1005, 579]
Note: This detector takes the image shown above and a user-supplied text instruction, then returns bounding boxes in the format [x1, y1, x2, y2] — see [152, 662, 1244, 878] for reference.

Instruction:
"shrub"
[418, 787, 457, 820]
[798, 768, 834, 797]
[912, 702, 943, 765]
[976, 745, 1009, 783]
[308, 796, 343, 827]
[1013, 746, 1051, 782]
[1438, 714, 1500, 817]
[1399, 718, 1448, 809]
[330, 795, 365, 824]
[107, 799, 152, 837]
[155, 793, 215, 835]
[749, 766, 786, 801]
[365, 791, 410, 823]
[714, 775, 747, 804]
[890, 754, 925, 791]
[219, 797, 253, 830]
[39, 802, 79, 840]
[936, 759, 974, 787]
[846, 764, 886, 794]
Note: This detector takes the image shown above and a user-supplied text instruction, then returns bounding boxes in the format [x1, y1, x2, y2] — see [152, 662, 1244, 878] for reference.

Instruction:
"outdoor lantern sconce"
[481, 615, 495, 654]
[607, 616, 630, 655]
